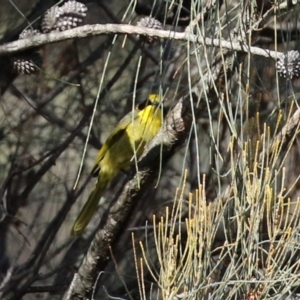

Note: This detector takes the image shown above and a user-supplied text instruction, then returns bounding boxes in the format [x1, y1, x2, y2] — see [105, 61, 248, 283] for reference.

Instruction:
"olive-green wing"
[91, 110, 138, 175]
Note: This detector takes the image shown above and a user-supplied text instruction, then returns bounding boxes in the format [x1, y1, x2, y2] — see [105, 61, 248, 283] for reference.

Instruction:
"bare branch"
[0, 24, 284, 60]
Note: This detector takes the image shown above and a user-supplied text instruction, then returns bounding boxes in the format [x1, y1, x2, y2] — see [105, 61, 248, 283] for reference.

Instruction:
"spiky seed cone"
[137, 16, 162, 44]
[41, 1, 88, 33]
[19, 28, 40, 39]
[276, 50, 300, 79]
[13, 52, 42, 75]
[12, 28, 42, 75]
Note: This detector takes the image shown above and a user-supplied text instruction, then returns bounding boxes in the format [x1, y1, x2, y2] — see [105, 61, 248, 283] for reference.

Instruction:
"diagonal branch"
[259, 107, 300, 163]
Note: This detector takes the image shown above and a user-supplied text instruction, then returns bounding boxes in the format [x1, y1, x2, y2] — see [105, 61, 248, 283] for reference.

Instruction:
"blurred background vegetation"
[1, 0, 300, 299]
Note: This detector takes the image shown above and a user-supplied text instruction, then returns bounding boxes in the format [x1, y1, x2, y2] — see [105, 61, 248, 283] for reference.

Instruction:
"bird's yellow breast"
[129, 104, 162, 143]
[98, 103, 162, 172]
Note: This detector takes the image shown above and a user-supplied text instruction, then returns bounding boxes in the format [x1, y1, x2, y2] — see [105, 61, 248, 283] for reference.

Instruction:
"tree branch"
[0, 24, 284, 60]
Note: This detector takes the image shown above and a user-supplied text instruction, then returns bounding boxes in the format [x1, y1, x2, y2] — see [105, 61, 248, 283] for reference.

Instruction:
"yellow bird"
[71, 94, 163, 235]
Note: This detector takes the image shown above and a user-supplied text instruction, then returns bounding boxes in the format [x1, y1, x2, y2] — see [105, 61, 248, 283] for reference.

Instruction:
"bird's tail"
[71, 166, 116, 236]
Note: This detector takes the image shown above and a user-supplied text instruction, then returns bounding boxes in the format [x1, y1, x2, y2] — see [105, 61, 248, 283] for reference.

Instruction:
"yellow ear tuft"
[148, 93, 161, 104]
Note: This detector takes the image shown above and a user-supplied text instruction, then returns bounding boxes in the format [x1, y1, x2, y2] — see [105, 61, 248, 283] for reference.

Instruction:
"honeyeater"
[71, 94, 163, 235]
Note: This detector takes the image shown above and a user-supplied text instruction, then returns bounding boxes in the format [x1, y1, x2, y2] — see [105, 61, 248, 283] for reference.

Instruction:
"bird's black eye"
[136, 99, 149, 110]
